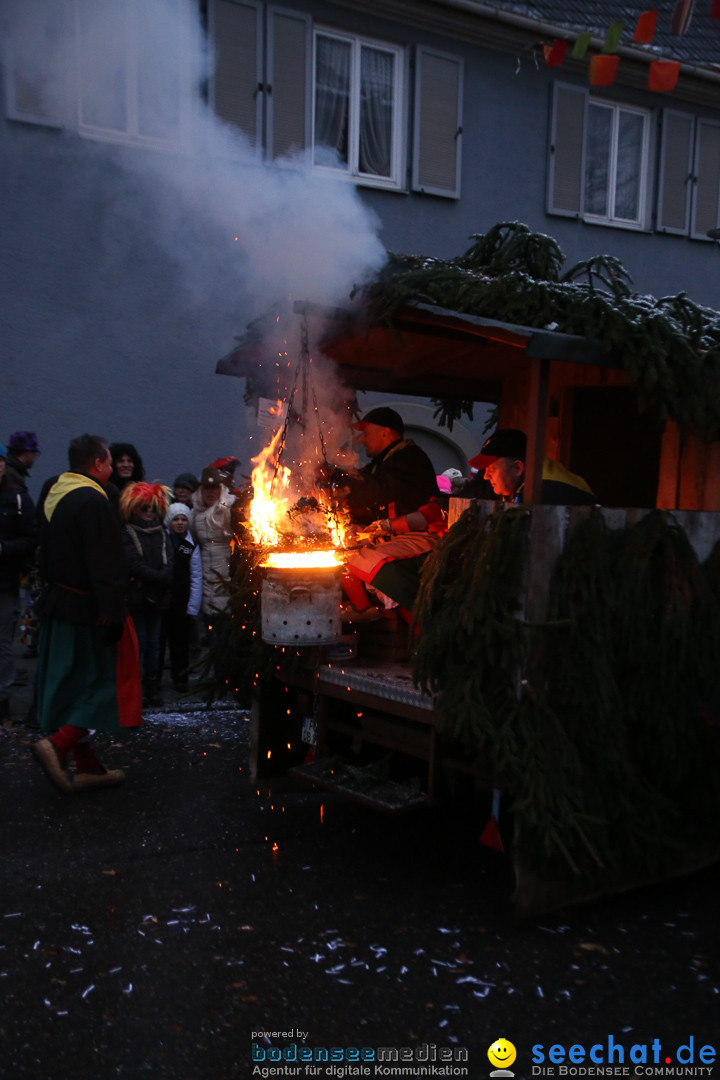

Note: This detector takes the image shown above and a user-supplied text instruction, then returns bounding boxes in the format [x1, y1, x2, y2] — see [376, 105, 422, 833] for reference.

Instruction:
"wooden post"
[525, 357, 550, 503]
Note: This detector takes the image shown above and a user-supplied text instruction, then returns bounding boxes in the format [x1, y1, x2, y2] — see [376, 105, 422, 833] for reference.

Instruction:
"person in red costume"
[341, 498, 448, 624]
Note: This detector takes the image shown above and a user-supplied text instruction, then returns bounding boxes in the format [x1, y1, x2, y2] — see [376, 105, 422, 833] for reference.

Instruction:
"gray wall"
[3, 0, 719, 503]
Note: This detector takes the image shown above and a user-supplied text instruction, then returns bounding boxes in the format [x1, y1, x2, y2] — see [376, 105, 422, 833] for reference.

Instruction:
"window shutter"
[212, 0, 263, 149]
[657, 110, 694, 234]
[412, 46, 463, 199]
[691, 119, 720, 240]
[3, 0, 73, 127]
[547, 82, 586, 217]
[267, 7, 311, 162]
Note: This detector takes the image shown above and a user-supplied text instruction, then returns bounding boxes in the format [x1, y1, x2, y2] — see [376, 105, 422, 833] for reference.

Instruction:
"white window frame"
[311, 27, 406, 191]
[547, 82, 653, 232]
[583, 100, 651, 230]
[74, 0, 193, 152]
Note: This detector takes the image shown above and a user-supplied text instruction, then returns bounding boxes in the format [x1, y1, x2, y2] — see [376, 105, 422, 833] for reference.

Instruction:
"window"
[76, 0, 189, 147]
[658, 110, 720, 240]
[312, 29, 405, 189]
[3, 0, 192, 149]
[548, 83, 651, 230]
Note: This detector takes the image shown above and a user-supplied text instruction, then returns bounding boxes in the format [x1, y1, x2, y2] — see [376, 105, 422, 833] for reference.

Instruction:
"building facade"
[3, 0, 720, 488]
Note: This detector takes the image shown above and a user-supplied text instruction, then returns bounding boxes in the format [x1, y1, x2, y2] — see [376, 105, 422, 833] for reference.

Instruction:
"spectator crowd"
[0, 430, 246, 745]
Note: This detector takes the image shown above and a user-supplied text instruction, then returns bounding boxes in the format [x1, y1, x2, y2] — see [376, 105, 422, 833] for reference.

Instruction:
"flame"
[248, 398, 350, 557]
[249, 416, 291, 547]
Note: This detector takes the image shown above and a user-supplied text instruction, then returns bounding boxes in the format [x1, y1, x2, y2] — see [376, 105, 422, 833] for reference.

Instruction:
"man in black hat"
[6, 431, 41, 493]
[335, 406, 438, 525]
[467, 428, 596, 505]
[173, 472, 199, 508]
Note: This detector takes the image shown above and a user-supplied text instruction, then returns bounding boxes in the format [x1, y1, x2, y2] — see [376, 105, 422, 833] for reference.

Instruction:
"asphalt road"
[1, 689, 719, 1080]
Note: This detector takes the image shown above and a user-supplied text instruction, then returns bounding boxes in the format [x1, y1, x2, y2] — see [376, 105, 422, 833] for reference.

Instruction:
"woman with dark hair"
[109, 442, 145, 491]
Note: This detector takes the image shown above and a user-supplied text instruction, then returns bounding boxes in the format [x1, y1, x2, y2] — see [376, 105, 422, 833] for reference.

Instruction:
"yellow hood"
[44, 472, 108, 521]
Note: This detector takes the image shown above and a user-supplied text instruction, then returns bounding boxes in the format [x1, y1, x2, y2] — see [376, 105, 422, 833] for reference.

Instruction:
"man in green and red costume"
[33, 434, 142, 793]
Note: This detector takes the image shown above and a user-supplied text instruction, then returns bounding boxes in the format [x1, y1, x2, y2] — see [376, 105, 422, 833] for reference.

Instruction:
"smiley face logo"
[488, 1038, 517, 1073]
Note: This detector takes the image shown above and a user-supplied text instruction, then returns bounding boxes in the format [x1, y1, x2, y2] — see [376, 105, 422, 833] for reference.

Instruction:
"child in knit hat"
[161, 503, 202, 693]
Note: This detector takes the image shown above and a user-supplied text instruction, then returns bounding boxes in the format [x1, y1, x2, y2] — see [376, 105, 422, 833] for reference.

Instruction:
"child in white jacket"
[161, 503, 202, 692]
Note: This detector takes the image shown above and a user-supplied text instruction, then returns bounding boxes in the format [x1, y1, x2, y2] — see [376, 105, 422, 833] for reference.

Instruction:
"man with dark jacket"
[336, 407, 439, 526]
[6, 431, 41, 493]
[33, 434, 141, 793]
[0, 442, 37, 724]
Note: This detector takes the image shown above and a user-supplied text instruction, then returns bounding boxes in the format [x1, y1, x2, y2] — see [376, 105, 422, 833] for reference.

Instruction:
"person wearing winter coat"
[161, 503, 202, 692]
[119, 482, 173, 706]
[191, 466, 236, 638]
[0, 442, 37, 724]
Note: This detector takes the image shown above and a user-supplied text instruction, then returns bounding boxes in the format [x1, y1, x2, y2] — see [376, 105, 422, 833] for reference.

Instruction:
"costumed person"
[119, 482, 173, 707]
[5, 432, 42, 658]
[324, 407, 438, 526]
[469, 429, 596, 505]
[0, 442, 37, 725]
[191, 465, 237, 643]
[109, 441, 145, 492]
[172, 472, 199, 509]
[6, 430, 41, 493]
[341, 499, 448, 625]
[160, 503, 202, 693]
[33, 434, 142, 793]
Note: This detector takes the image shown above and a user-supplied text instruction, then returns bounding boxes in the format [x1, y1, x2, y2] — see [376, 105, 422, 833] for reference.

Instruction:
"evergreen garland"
[353, 221, 720, 436]
[410, 504, 720, 882]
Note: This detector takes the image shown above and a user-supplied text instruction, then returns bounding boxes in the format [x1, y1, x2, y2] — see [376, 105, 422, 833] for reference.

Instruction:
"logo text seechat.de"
[531, 1036, 716, 1070]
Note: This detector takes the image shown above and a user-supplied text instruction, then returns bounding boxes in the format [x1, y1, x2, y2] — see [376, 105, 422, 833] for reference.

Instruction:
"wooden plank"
[525, 357, 549, 503]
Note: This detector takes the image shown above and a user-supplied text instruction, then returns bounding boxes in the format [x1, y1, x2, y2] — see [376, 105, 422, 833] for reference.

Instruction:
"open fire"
[248, 399, 349, 569]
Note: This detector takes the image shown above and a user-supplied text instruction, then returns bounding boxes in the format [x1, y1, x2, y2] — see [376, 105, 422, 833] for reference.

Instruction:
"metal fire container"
[261, 565, 343, 645]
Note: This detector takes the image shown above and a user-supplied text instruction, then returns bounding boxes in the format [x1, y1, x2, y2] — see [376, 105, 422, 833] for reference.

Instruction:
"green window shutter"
[212, 0, 263, 148]
[657, 109, 694, 234]
[547, 82, 586, 217]
[691, 119, 720, 240]
[412, 46, 463, 199]
[267, 6, 311, 162]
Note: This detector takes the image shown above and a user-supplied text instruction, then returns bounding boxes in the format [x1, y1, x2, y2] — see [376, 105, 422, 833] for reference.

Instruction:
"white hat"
[165, 502, 193, 528]
[442, 468, 464, 479]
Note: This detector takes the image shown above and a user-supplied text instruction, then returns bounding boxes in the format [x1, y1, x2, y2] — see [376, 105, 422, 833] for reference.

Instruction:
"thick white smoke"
[1, 0, 386, 487]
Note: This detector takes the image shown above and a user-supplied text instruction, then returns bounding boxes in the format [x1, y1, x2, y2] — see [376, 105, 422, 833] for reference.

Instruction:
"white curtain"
[615, 111, 643, 220]
[585, 104, 612, 217]
[314, 35, 350, 168]
[359, 46, 393, 178]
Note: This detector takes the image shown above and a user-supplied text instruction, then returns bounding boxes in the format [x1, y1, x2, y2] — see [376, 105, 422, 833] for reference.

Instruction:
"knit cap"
[165, 502, 193, 528]
[174, 472, 199, 492]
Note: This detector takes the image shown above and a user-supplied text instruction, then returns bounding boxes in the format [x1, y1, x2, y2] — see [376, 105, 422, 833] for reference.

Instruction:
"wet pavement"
[1, 642, 719, 1080]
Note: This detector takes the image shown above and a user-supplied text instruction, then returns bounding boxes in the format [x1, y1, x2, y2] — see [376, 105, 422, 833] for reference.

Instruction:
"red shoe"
[33, 739, 73, 794]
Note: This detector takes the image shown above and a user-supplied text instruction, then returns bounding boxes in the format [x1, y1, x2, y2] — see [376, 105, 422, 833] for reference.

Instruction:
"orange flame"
[249, 398, 350, 561]
[249, 414, 291, 547]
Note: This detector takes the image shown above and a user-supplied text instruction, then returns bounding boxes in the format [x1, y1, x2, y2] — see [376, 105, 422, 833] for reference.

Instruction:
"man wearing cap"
[6, 431, 41, 493]
[340, 407, 438, 526]
[467, 429, 596, 505]
[173, 472, 199, 508]
[0, 442, 38, 724]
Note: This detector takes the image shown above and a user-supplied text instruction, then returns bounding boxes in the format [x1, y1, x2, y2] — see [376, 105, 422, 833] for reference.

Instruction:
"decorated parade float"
[215, 223, 720, 920]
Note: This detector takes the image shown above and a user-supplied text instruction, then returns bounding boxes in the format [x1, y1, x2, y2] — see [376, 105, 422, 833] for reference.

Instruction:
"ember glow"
[263, 550, 341, 569]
